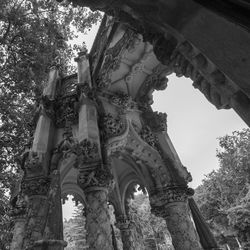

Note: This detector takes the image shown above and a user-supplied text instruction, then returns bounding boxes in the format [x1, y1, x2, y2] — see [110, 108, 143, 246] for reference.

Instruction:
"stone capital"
[150, 186, 194, 212]
[115, 215, 134, 231]
[21, 176, 50, 197]
[77, 163, 114, 190]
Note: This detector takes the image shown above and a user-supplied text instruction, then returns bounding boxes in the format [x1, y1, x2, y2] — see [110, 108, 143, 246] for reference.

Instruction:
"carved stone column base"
[32, 239, 67, 250]
[85, 187, 113, 250]
[152, 201, 202, 250]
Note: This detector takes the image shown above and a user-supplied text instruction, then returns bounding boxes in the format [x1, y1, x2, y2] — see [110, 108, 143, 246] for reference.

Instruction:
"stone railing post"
[150, 187, 203, 250]
[115, 215, 137, 250]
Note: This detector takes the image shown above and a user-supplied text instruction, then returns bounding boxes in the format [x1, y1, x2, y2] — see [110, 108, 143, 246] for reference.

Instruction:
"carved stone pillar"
[84, 187, 112, 250]
[10, 199, 27, 250]
[21, 175, 51, 249]
[150, 187, 203, 250]
[77, 164, 113, 250]
[76, 159, 114, 250]
[115, 215, 137, 250]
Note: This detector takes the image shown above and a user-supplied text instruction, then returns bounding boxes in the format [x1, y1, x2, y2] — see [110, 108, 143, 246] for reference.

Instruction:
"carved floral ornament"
[115, 215, 134, 230]
[149, 186, 194, 211]
[21, 176, 50, 197]
[100, 113, 126, 140]
[139, 125, 158, 149]
[141, 110, 167, 132]
[71, 139, 100, 167]
[78, 163, 114, 190]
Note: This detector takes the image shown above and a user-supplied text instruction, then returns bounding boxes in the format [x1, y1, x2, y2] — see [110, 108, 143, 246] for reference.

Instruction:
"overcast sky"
[63, 21, 247, 220]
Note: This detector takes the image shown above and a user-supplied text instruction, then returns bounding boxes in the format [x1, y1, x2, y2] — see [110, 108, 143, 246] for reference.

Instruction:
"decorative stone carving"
[115, 215, 132, 230]
[72, 139, 99, 166]
[9, 193, 27, 219]
[110, 92, 134, 111]
[85, 188, 113, 250]
[21, 176, 50, 197]
[116, 215, 137, 250]
[78, 164, 113, 190]
[139, 125, 158, 149]
[142, 111, 167, 132]
[100, 113, 125, 140]
[137, 64, 169, 104]
[57, 124, 75, 159]
[150, 187, 202, 250]
[150, 186, 194, 211]
[22, 152, 44, 178]
[97, 29, 138, 89]
[54, 94, 79, 128]
[57, 74, 78, 97]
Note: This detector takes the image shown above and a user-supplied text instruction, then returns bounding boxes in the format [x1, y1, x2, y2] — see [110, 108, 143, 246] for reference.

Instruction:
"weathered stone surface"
[116, 216, 137, 250]
[152, 201, 202, 250]
[85, 188, 113, 250]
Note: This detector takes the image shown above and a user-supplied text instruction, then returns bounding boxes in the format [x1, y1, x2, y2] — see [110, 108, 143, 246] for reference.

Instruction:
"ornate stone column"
[77, 163, 114, 250]
[150, 187, 203, 250]
[115, 215, 137, 250]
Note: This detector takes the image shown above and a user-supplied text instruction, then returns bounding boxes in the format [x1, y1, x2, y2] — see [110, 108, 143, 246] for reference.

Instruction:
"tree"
[128, 193, 174, 250]
[64, 203, 87, 250]
[0, 1, 101, 248]
[195, 128, 250, 248]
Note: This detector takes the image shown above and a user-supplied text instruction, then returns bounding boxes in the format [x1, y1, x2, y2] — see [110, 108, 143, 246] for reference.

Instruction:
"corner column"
[115, 215, 137, 250]
[150, 187, 203, 250]
[74, 51, 114, 250]
[84, 185, 113, 250]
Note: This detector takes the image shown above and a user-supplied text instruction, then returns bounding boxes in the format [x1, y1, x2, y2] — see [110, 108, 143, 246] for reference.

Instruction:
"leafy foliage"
[128, 193, 174, 249]
[0, 0, 101, 248]
[195, 129, 250, 248]
[64, 204, 87, 250]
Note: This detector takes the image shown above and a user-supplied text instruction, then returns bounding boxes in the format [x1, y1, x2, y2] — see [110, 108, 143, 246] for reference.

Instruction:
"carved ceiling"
[55, 1, 250, 213]
[67, 0, 250, 127]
